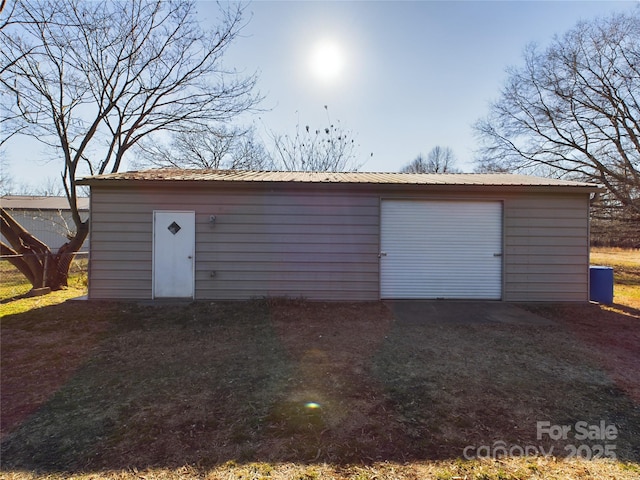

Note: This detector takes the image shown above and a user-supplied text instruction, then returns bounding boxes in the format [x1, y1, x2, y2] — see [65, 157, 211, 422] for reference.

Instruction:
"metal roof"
[0, 195, 90, 211]
[78, 169, 601, 190]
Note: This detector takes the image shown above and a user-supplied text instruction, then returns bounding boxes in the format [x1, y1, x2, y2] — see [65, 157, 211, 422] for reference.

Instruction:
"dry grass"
[0, 261, 33, 300]
[1, 458, 639, 479]
[591, 247, 640, 309]
[1, 250, 639, 479]
[0, 286, 87, 317]
[0, 256, 88, 315]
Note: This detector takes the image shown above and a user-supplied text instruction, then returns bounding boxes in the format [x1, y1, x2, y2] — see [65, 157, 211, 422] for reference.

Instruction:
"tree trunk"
[48, 221, 89, 289]
[1, 207, 88, 292]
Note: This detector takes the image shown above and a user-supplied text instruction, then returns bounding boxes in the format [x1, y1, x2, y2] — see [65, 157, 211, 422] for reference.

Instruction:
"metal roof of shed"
[79, 169, 602, 191]
[0, 195, 90, 210]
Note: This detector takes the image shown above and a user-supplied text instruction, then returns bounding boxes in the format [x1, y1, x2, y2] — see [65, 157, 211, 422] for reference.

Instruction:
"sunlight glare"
[309, 39, 345, 83]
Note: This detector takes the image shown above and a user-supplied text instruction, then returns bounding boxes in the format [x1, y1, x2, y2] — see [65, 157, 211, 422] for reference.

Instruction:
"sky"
[2, 0, 638, 190]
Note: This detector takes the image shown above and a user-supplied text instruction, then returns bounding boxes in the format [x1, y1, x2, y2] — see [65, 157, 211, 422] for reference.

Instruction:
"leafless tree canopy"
[135, 126, 272, 171]
[0, 0, 261, 290]
[400, 146, 459, 173]
[475, 11, 640, 214]
[0, 0, 11, 31]
[271, 106, 367, 172]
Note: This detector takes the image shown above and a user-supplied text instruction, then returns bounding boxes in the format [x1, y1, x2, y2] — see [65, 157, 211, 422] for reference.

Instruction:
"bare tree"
[135, 125, 272, 171]
[271, 106, 368, 172]
[0, 2, 25, 147]
[474, 11, 640, 214]
[33, 178, 65, 197]
[0, 0, 261, 291]
[400, 146, 459, 173]
[0, 156, 14, 195]
[0, 0, 12, 30]
[232, 129, 273, 171]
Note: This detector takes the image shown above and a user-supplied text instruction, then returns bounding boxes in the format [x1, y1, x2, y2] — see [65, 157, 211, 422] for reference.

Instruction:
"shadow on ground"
[1, 300, 639, 473]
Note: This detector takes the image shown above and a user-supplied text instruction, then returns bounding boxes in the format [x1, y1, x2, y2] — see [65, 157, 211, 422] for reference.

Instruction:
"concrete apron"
[384, 300, 557, 326]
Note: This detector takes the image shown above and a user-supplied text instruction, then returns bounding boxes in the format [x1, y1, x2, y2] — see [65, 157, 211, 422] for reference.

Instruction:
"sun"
[309, 38, 345, 83]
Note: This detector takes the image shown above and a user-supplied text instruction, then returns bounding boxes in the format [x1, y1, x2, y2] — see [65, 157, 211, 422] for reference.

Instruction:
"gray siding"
[503, 193, 590, 301]
[3, 210, 90, 251]
[88, 186, 591, 302]
[89, 187, 379, 300]
[378, 191, 590, 301]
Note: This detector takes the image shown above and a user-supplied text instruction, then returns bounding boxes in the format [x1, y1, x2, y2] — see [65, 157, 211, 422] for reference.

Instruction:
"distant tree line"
[590, 193, 640, 248]
[400, 146, 460, 174]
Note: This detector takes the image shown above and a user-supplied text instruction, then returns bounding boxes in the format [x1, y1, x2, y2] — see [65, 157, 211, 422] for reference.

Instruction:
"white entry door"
[153, 211, 195, 298]
[380, 200, 503, 299]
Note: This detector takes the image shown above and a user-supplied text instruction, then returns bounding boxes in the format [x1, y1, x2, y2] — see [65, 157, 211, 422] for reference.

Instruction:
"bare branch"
[0, 0, 260, 289]
[135, 125, 272, 170]
[475, 11, 640, 214]
[269, 106, 366, 172]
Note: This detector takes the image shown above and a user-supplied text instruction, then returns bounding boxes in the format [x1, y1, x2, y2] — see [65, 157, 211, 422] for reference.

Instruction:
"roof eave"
[76, 177, 604, 193]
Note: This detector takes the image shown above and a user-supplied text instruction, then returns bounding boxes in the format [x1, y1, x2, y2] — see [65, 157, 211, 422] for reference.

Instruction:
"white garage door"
[380, 200, 503, 299]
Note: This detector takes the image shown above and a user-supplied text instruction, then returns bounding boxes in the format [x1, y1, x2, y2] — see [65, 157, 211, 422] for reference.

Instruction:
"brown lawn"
[0, 249, 639, 479]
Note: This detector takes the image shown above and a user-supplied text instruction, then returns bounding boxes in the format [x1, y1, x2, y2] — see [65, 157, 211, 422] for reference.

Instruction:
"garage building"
[78, 170, 601, 302]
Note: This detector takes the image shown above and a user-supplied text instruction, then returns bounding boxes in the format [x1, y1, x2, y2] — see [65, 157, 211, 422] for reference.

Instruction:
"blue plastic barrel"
[589, 266, 614, 305]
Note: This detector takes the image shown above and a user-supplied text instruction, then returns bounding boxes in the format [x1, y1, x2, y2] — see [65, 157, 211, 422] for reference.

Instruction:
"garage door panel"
[380, 200, 502, 299]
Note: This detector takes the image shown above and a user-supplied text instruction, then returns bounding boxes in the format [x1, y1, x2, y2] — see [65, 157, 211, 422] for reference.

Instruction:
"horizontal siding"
[507, 273, 586, 284]
[91, 235, 378, 249]
[505, 246, 587, 256]
[195, 252, 374, 263]
[505, 217, 587, 228]
[503, 193, 589, 301]
[88, 186, 592, 303]
[197, 271, 376, 282]
[506, 263, 586, 275]
[89, 270, 151, 280]
[3, 210, 90, 251]
[92, 212, 377, 225]
[506, 236, 588, 247]
[507, 227, 584, 238]
[507, 282, 587, 293]
[198, 261, 379, 273]
[196, 280, 379, 294]
[91, 287, 152, 299]
[91, 242, 151, 253]
[90, 191, 377, 208]
[89, 188, 379, 301]
[92, 203, 378, 216]
[196, 223, 378, 235]
[198, 233, 378, 245]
